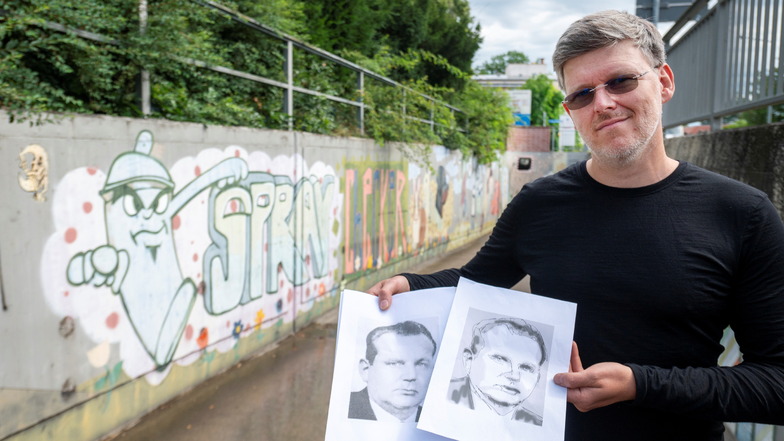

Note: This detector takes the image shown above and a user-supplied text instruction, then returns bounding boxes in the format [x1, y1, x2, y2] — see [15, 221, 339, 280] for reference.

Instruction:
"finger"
[367, 276, 410, 310]
[570, 341, 584, 373]
[112, 250, 129, 294]
[378, 290, 392, 311]
[366, 280, 393, 310]
[366, 280, 384, 296]
[554, 369, 586, 389]
[554, 343, 585, 388]
[566, 387, 594, 412]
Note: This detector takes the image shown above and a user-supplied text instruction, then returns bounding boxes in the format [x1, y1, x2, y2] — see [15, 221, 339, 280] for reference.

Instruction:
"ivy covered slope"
[1, 0, 513, 163]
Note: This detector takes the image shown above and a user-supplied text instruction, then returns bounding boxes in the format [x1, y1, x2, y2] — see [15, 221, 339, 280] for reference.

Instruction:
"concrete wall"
[667, 123, 784, 440]
[0, 112, 532, 441]
[666, 122, 784, 217]
[504, 151, 590, 196]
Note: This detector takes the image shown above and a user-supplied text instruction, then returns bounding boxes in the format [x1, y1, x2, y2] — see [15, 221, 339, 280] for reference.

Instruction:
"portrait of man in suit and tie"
[448, 315, 548, 426]
[348, 320, 437, 423]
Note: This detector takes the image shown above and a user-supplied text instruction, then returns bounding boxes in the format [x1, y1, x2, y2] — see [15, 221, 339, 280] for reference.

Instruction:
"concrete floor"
[106, 235, 500, 441]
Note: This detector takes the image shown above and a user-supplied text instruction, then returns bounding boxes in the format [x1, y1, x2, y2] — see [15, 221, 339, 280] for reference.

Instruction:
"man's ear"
[359, 359, 370, 383]
[658, 64, 675, 104]
[462, 349, 473, 374]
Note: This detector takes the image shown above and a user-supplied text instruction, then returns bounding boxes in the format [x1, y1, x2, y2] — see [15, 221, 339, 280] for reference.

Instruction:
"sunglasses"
[562, 70, 651, 110]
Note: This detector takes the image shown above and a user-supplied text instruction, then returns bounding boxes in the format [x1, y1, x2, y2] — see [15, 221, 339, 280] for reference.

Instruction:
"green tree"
[347, 47, 511, 163]
[723, 104, 784, 129]
[303, 0, 387, 55]
[374, 0, 481, 89]
[417, 0, 481, 89]
[456, 80, 514, 162]
[476, 50, 530, 75]
[521, 74, 563, 126]
[226, 0, 308, 37]
[301, 0, 481, 90]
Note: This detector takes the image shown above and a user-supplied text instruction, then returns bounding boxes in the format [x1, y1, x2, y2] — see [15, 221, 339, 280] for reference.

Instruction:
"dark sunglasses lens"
[565, 75, 640, 110]
[606, 76, 639, 94]
[565, 90, 593, 110]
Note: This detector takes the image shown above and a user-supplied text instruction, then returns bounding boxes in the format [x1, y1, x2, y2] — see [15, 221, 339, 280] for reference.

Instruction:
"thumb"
[378, 290, 392, 311]
[554, 341, 583, 388]
[570, 341, 584, 373]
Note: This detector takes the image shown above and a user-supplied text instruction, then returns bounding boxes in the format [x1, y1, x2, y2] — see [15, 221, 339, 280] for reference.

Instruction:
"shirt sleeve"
[629, 196, 784, 424]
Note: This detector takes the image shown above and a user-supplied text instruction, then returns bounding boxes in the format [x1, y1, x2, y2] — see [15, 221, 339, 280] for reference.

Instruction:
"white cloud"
[468, 0, 638, 70]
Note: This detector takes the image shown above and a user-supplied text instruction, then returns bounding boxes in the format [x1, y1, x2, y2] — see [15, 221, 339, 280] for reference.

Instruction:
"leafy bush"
[2, 0, 511, 163]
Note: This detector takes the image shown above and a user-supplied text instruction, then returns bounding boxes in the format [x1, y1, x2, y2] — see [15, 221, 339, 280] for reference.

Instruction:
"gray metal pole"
[357, 71, 364, 134]
[285, 41, 294, 131]
[139, 0, 151, 116]
[653, 0, 660, 26]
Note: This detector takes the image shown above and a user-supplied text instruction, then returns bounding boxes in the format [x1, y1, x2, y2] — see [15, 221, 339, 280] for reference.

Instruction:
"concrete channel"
[105, 235, 513, 441]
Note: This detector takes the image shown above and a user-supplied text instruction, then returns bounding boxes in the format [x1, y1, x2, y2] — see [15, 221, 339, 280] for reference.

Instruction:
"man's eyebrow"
[490, 353, 510, 362]
[518, 362, 537, 371]
[152, 187, 173, 203]
[108, 184, 139, 203]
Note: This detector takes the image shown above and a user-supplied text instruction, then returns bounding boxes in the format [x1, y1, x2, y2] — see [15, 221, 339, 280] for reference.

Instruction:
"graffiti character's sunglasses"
[562, 70, 651, 110]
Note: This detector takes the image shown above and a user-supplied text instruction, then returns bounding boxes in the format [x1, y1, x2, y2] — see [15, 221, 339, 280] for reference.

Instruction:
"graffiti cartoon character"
[67, 130, 248, 366]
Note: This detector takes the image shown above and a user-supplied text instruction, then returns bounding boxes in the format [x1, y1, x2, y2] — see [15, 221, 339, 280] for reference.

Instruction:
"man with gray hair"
[448, 317, 547, 426]
[369, 10, 784, 440]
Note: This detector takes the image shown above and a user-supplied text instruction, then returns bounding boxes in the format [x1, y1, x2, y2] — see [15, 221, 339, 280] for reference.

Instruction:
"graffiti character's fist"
[67, 245, 130, 294]
[216, 158, 249, 188]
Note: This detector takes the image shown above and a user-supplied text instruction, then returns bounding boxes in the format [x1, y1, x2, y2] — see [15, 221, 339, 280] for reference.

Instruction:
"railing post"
[710, 115, 723, 131]
[284, 41, 294, 130]
[139, 0, 151, 116]
[430, 98, 435, 132]
[402, 89, 407, 118]
[357, 71, 364, 134]
[0, 249, 6, 311]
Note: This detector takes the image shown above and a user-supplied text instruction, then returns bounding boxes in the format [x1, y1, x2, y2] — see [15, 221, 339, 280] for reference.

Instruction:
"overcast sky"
[467, 0, 639, 71]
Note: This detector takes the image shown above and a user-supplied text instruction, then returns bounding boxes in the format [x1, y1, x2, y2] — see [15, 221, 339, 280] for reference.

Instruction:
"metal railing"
[664, 0, 784, 129]
[41, 0, 465, 134]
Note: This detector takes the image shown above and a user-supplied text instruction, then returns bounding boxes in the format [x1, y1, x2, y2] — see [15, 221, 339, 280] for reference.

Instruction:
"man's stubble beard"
[586, 109, 661, 167]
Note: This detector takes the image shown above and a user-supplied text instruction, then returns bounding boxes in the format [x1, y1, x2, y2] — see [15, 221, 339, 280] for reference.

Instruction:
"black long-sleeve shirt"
[404, 161, 784, 441]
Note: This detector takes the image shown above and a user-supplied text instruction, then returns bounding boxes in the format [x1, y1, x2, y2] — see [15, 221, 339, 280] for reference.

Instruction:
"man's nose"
[592, 86, 617, 111]
[401, 363, 417, 380]
[504, 365, 521, 381]
[141, 206, 154, 219]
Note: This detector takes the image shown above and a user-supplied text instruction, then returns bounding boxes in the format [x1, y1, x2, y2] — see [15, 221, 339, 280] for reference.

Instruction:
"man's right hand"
[367, 275, 411, 310]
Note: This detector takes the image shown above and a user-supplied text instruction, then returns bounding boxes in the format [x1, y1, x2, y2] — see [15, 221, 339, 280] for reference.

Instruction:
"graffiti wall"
[40, 130, 341, 382]
[0, 115, 514, 441]
[342, 150, 509, 278]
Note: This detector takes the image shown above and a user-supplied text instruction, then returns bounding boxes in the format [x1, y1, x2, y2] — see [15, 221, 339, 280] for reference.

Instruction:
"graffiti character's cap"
[100, 130, 174, 195]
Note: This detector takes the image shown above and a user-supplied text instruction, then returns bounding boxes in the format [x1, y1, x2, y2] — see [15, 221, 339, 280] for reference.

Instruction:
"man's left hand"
[553, 342, 637, 412]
